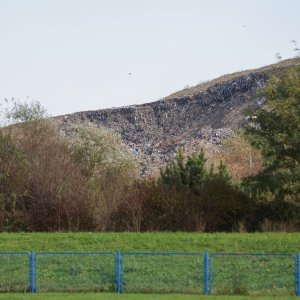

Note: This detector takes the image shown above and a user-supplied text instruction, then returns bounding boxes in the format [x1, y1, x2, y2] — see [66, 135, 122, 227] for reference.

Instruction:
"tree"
[0, 133, 28, 229]
[0, 100, 138, 231]
[1, 98, 47, 125]
[160, 149, 231, 189]
[155, 150, 252, 231]
[243, 67, 300, 204]
[66, 120, 137, 230]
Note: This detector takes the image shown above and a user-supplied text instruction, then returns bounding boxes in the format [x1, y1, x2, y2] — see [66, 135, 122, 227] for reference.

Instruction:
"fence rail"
[0, 250, 299, 296]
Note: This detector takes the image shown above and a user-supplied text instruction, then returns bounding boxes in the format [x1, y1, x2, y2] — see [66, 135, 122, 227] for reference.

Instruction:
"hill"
[56, 58, 300, 177]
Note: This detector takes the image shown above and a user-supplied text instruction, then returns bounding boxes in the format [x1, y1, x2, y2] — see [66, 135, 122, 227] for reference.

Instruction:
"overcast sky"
[0, 0, 299, 117]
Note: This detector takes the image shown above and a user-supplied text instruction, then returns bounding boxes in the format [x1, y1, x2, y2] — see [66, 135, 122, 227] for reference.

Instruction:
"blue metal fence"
[0, 251, 299, 296]
[209, 252, 296, 295]
[297, 253, 300, 297]
[35, 251, 116, 292]
[0, 252, 31, 292]
[121, 252, 205, 294]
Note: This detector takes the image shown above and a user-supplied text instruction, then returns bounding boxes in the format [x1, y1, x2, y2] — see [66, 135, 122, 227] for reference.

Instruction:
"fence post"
[29, 250, 36, 293]
[297, 252, 300, 296]
[204, 251, 209, 295]
[116, 250, 122, 293]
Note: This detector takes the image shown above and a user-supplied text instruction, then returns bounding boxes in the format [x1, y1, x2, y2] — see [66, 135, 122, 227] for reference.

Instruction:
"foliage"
[243, 67, 300, 204]
[2, 119, 97, 231]
[1, 98, 47, 124]
[115, 150, 253, 232]
[67, 121, 137, 229]
[0, 101, 137, 231]
[158, 150, 251, 231]
[68, 121, 136, 177]
[215, 132, 262, 183]
[1, 86, 299, 232]
[160, 149, 231, 187]
[0, 133, 28, 229]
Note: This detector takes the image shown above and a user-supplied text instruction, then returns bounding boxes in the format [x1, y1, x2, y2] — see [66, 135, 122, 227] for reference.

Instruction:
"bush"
[0, 101, 137, 231]
[114, 150, 254, 232]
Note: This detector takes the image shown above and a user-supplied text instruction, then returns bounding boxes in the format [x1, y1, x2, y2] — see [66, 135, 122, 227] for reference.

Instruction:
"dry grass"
[164, 57, 300, 100]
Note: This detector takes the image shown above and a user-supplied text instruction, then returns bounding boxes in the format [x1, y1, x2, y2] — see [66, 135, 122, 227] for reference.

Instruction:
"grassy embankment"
[0, 232, 299, 252]
[0, 233, 299, 296]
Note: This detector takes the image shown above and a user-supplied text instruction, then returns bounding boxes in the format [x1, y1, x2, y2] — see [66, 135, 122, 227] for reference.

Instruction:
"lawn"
[0, 293, 297, 300]
[0, 232, 299, 253]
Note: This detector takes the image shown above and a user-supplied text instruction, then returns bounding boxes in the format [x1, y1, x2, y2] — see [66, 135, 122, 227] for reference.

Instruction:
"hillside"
[56, 58, 300, 177]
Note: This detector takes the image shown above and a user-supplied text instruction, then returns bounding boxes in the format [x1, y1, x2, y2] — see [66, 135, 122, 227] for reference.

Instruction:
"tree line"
[0, 67, 299, 232]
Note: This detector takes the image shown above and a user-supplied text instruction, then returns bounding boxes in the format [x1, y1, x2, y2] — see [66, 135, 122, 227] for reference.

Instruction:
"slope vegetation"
[57, 58, 300, 176]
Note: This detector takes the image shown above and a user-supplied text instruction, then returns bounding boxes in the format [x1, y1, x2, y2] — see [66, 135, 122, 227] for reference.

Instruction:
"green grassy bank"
[0, 232, 299, 253]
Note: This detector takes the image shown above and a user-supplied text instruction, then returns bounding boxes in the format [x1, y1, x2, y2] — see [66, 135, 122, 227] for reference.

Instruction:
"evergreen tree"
[157, 149, 253, 231]
[160, 149, 232, 188]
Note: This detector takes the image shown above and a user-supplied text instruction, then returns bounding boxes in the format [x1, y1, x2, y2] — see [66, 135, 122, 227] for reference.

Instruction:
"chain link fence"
[36, 252, 116, 292]
[210, 253, 296, 296]
[0, 252, 30, 292]
[122, 252, 204, 294]
[0, 251, 299, 295]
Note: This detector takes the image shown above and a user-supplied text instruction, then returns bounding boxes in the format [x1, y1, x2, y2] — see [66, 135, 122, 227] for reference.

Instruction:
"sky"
[0, 0, 299, 117]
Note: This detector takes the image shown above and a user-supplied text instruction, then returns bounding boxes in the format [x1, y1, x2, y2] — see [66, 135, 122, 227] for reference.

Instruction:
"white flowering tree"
[68, 121, 137, 229]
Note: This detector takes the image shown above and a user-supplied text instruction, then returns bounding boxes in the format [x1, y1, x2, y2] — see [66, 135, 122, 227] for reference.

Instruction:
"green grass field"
[0, 233, 299, 296]
[0, 293, 297, 300]
[0, 232, 299, 252]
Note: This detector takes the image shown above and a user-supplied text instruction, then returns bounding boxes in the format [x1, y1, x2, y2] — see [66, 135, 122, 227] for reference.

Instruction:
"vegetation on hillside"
[164, 57, 300, 100]
[0, 99, 136, 231]
[115, 64, 300, 232]
[215, 132, 262, 183]
[242, 66, 300, 229]
[114, 150, 253, 232]
[0, 66, 299, 232]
